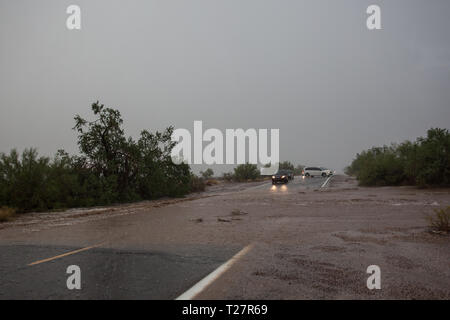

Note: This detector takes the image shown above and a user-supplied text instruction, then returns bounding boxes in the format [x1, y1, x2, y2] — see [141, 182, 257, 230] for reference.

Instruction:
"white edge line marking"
[175, 244, 254, 300]
[321, 176, 333, 188]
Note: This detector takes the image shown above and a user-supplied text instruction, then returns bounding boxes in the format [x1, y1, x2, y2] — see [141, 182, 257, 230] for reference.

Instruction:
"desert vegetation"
[232, 163, 260, 182]
[426, 206, 450, 233]
[346, 128, 450, 187]
[220, 161, 304, 182]
[0, 102, 194, 213]
[0, 207, 15, 222]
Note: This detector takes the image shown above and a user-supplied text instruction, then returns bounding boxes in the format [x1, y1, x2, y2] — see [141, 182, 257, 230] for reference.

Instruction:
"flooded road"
[0, 175, 449, 299]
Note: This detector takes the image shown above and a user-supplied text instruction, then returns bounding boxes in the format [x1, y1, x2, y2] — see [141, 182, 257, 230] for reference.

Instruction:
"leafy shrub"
[190, 175, 206, 192]
[200, 168, 214, 179]
[347, 128, 450, 187]
[0, 149, 59, 212]
[352, 146, 405, 186]
[0, 207, 15, 222]
[222, 172, 234, 182]
[426, 206, 450, 233]
[233, 163, 260, 181]
[414, 128, 450, 187]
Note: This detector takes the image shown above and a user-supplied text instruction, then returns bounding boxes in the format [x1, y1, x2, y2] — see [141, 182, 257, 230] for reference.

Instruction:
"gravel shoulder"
[194, 175, 450, 299]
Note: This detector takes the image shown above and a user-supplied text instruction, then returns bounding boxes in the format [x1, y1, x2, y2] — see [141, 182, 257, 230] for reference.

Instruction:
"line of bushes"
[0, 102, 195, 213]
[345, 128, 450, 187]
[220, 161, 304, 182]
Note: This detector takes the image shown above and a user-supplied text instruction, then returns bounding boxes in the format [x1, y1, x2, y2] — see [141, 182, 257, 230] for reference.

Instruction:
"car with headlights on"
[272, 170, 290, 184]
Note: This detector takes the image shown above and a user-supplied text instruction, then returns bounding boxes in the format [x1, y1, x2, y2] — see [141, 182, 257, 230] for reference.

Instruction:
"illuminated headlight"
[281, 175, 286, 178]
[272, 175, 275, 179]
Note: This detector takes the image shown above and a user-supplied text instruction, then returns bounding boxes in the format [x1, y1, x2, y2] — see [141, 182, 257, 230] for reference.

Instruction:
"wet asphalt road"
[0, 176, 329, 299]
[0, 244, 238, 299]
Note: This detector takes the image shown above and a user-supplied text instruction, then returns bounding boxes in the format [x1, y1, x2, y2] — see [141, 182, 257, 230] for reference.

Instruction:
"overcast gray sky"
[1, 0, 449, 173]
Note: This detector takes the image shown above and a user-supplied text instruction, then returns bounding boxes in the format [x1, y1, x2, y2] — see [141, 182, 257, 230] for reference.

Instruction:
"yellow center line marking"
[28, 242, 105, 266]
